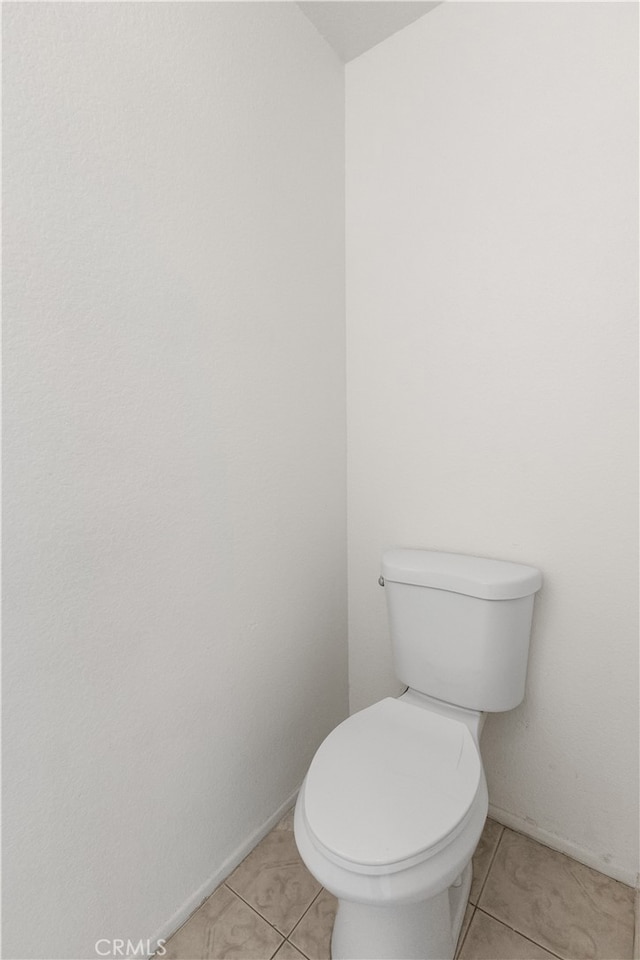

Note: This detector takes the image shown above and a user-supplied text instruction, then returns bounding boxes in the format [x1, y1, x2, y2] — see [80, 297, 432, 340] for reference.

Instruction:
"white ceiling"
[297, 1, 442, 63]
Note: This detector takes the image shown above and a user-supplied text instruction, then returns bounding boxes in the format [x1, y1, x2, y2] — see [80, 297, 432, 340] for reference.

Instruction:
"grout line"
[288, 885, 325, 940]
[284, 937, 313, 960]
[269, 938, 287, 960]
[455, 904, 475, 958]
[472, 822, 504, 907]
[224, 879, 323, 947]
[475, 907, 564, 960]
[223, 882, 289, 938]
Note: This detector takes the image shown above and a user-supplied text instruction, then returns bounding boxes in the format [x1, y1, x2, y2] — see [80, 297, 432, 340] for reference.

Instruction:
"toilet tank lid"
[381, 549, 542, 600]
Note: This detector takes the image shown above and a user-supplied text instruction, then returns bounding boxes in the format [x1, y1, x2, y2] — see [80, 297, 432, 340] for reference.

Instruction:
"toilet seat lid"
[303, 698, 482, 868]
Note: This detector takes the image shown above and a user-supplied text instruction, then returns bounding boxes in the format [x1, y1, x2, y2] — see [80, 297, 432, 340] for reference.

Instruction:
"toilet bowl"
[295, 693, 488, 959]
[294, 548, 542, 960]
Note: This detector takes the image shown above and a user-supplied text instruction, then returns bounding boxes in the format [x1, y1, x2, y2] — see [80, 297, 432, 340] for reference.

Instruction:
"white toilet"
[294, 548, 542, 960]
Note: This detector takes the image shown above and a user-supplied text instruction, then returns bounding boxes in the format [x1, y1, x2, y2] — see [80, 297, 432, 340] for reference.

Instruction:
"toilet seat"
[302, 698, 482, 871]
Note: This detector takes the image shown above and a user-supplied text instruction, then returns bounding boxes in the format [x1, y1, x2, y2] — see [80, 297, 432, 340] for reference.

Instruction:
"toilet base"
[331, 861, 472, 960]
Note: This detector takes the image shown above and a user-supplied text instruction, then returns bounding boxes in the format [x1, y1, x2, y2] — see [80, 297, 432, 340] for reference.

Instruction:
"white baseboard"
[488, 803, 639, 888]
[149, 789, 299, 955]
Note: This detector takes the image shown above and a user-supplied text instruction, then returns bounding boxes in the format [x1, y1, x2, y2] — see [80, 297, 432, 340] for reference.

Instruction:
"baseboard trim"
[149, 788, 299, 955]
[488, 803, 639, 888]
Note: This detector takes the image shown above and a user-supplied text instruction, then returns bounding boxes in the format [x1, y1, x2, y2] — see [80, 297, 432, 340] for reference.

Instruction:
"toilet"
[294, 548, 542, 960]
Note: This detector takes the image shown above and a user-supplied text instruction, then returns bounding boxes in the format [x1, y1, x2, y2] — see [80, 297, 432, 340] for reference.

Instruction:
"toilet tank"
[381, 549, 543, 712]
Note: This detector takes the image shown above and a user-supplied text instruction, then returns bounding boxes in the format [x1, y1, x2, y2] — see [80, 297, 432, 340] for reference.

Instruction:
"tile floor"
[161, 811, 636, 960]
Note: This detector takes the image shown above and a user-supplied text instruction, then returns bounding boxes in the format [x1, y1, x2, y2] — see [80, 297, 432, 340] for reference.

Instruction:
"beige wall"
[3, 4, 347, 957]
[346, 1, 638, 885]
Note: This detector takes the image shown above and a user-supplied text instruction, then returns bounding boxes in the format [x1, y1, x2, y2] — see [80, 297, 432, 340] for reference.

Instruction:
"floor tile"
[273, 942, 308, 960]
[458, 909, 557, 960]
[479, 829, 635, 960]
[289, 889, 337, 960]
[226, 822, 321, 936]
[162, 884, 283, 960]
[470, 818, 503, 904]
[455, 904, 475, 958]
[276, 808, 295, 832]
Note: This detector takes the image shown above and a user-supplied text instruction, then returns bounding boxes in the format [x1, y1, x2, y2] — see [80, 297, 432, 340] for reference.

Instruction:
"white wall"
[3, 4, 347, 958]
[346, 2, 638, 884]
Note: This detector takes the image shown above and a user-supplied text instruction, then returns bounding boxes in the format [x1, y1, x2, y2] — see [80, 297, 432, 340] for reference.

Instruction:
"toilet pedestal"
[330, 861, 472, 960]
